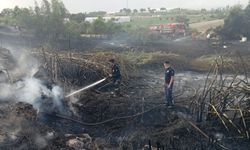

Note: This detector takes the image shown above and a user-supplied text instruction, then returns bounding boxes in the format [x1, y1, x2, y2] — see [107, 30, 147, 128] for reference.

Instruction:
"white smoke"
[51, 85, 64, 112]
[0, 47, 64, 113]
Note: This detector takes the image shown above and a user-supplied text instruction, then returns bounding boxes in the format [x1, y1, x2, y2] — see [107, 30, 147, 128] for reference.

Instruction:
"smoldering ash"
[0, 48, 64, 113]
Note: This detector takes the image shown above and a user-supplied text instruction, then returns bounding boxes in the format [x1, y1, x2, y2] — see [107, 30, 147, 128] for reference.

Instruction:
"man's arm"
[168, 76, 174, 88]
[109, 66, 114, 77]
[168, 69, 175, 88]
[110, 65, 120, 77]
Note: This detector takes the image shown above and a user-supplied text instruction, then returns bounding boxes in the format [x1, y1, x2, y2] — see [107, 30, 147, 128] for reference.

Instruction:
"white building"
[85, 16, 131, 23]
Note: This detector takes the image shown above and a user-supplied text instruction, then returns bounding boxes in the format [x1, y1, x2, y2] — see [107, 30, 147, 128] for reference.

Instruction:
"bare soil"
[0, 36, 250, 149]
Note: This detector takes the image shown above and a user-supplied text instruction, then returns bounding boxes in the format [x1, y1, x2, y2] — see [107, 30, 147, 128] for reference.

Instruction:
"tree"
[218, 5, 248, 39]
[14, 8, 33, 28]
[41, 0, 51, 16]
[125, 8, 131, 14]
[91, 17, 106, 34]
[140, 8, 146, 13]
[175, 15, 190, 25]
[34, 1, 41, 15]
[47, 0, 68, 38]
[133, 9, 138, 14]
[245, 1, 250, 16]
[13, 6, 21, 18]
[70, 13, 86, 23]
[160, 7, 166, 12]
[1, 8, 13, 16]
[51, 0, 67, 17]
[150, 9, 156, 14]
[170, 8, 181, 14]
[80, 21, 91, 34]
[105, 20, 122, 35]
[27, 0, 68, 40]
[147, 7, 151, 12]
[65, 20, 81, 37]
[120, 8, 131, 14]
[0, 0, 123, 46]
[87, 11, 107, 17]
[201, 8, 207, 14]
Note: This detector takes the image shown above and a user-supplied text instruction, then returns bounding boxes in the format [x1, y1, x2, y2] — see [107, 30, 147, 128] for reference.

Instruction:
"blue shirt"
[165, 67, 175, 84]
[111, 63, 121, 79]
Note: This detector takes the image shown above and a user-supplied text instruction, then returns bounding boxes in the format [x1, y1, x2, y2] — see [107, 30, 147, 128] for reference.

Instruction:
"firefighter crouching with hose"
[109, 59, 122, 96]
[98, 59, 122, 97]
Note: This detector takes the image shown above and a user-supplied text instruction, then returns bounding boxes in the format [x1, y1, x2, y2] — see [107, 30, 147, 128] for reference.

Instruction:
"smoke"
[9, 48, 40, 78]
[0, 47, 65, 148]
[0, 47, 64, 113]
[51, 85, 64, 112]
[14, 78, 63, 112]
[34, 134, 48, 149]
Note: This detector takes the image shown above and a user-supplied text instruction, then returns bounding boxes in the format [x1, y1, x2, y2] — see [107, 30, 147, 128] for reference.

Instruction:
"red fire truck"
[149, 23, 186, 37]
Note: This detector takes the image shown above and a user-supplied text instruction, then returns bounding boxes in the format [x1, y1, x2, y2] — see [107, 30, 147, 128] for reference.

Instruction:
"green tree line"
[0, 0, 122, 41]
[217, 2, 250, 40]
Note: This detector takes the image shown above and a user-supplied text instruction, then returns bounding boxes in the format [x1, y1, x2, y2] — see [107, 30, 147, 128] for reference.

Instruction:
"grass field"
[121, 14, 222, 29]
[189, 19, 224, 33]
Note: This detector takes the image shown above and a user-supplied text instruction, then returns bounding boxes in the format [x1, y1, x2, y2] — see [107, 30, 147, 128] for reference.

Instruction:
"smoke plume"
[0, 47, 64, 113]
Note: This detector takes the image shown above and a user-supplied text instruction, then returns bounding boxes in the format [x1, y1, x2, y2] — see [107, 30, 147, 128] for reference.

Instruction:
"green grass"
[113, 51, 250, 72]
[121, 14, 221, 30]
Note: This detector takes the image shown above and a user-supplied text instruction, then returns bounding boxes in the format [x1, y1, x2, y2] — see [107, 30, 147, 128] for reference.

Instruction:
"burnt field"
[0, 37, 250, 150]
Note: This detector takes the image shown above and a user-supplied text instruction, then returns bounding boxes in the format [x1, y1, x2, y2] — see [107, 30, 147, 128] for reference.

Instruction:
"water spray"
[65, 78, 107, 98]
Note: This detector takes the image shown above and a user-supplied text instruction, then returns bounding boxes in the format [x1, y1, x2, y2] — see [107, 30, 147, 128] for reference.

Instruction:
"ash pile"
[0, 48, 101, 150]
[0, 48, 65, 114]
[0, 102, 99, 150]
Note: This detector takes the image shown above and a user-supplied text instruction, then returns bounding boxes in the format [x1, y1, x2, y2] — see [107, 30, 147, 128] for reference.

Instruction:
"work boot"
[110, 91, 118, 98]
[168, 103, 174, 108]
[110, 91, 115, 96]
[168, 105, 174, 109]
[115, 92, 123, 97]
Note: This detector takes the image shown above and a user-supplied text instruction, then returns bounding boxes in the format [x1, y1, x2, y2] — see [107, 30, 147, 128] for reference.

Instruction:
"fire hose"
[44, 87, 197, 126]
[65, 78, 107, 98]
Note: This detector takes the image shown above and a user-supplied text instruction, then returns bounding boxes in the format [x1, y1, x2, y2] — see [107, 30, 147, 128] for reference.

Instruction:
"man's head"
[164, 61, 171, 69]
[109, 59, 115, 64]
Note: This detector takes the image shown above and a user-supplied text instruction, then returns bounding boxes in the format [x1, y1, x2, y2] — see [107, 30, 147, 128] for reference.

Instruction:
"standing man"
[109, 59, 122, 96]
[164, 61, 175, 107]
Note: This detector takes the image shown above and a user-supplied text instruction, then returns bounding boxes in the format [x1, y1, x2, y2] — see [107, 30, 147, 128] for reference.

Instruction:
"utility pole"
[126, 0, 129, 16]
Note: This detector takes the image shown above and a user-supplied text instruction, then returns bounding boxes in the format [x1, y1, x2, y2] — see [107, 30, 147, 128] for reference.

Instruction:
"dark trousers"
[165, 86, 173, 106]
[98, 78, 121, 94]
[112, 78, 121, 94]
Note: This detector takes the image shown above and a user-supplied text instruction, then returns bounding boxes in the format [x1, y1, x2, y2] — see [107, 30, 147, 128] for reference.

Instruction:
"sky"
[0, 0, 249, 13]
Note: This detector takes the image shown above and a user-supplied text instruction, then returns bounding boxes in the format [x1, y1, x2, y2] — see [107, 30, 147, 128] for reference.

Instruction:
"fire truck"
[149, 23, 187, 37]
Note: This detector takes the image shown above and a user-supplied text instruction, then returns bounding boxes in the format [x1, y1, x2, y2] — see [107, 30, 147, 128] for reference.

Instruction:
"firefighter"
[164, 61, 175, 107]
[108, 59, 122, 96]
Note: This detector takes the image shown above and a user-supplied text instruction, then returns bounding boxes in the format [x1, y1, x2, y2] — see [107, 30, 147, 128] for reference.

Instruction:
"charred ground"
[0, 36, 250, 149]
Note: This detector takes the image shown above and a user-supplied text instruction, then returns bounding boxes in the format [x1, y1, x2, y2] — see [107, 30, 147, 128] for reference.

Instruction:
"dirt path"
[190, 19, 224, 33]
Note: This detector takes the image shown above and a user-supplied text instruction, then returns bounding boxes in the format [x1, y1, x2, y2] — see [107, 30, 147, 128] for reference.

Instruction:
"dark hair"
[164, 61, 170, 64]
[109, 59, 115, 63]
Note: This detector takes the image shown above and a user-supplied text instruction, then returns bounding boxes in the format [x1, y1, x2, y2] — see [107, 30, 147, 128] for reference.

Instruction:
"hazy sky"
[1, 0, 249, 13]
